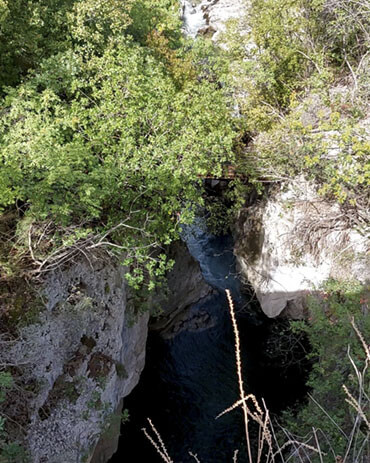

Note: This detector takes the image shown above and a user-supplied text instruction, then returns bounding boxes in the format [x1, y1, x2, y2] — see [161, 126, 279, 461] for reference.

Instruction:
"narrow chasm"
[109, 218, 311, 463]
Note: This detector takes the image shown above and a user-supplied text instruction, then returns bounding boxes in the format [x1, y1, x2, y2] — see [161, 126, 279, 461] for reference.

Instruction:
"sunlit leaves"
[67, 0, 134, 52]
[0, 35, 237, 288]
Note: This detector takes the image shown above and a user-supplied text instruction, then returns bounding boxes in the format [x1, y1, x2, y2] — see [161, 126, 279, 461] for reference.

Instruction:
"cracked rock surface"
[3, 253, 148, 463]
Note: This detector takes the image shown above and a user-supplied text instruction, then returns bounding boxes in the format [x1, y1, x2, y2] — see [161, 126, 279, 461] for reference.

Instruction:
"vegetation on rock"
[285, 280, 369, 461]
[0, 0, 238, 293]
[0, 0, 369, 460]
[223, 0, 369, 211]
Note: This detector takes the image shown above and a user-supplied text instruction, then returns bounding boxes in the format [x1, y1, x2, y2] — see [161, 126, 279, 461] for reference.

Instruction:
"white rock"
[235, 177, 369, 318]
[182, 0, 247, 40]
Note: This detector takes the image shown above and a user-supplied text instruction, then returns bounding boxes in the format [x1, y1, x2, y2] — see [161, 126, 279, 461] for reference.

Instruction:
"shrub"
[284, 280, 369, 460]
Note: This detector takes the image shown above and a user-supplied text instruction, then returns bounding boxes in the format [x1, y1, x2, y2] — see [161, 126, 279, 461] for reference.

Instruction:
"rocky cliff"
[150, 240, 213, 339]
[235, 178, 369, 318]
[233, 79, 369, 319]
[0, 235, 213, 462]
[1, 253, 148, 463]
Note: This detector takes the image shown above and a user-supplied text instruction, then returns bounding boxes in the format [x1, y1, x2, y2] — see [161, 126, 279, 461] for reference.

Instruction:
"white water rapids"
[181, 0, 209, 37]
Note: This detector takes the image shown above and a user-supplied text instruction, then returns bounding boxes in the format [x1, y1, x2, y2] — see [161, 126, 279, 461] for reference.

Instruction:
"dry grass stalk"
[258, 401, 272, 462]
[225, 289, 254, 463]
[221, 291, 324, 463]
[312, 427, 324, 463]
[342, 384, 370, 432]
[189, 451, 201, 462]
[142, 418, 174, 463]
[221, 290, 278, 462]
[216, 394, 262, 420]
[271, 438, 323, 459]
[351, 317, 370, 363]
[143, 290, 369, 463]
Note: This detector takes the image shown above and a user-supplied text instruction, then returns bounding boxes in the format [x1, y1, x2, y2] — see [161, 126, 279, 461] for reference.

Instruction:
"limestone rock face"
[151, 240, 213, 338]
[3, 254, 149, 463]
[204, 0, 247, 41]
[235, 179, 369, 318]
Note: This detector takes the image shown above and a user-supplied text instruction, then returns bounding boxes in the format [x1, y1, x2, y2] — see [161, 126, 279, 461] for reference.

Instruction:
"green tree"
[0, 37, 237, 288]
[0, 0, 76, 90]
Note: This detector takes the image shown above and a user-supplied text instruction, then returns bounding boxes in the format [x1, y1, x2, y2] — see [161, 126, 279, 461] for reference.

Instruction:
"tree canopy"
[0, 0, 238, 289]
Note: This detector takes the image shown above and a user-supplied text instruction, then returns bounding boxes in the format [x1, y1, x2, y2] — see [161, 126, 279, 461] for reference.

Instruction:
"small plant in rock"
[87, 390, 102, 411]
[115, 362, 128, 379]
[0, 372, 29, 463]
[121, 409, 130, 425]
[0, 442, 29, 463]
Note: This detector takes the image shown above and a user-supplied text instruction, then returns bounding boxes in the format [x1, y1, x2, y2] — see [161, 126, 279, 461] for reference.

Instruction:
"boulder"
[150, 240, 213, 338]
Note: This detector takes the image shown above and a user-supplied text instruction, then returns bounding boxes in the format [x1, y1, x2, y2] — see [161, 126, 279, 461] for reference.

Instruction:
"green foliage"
[0, 0, 140, 91]
[248, 93, 370, 206]
[222, 0, 370, 146]
[304, 0, 370, 65]
[0, 0, 240, 294]
[0, 443, 28, 463]
[0, 373, 28, 462]
[222, 0, 323, 120]
[0, 0, 75, 90]
[203, 177, 251, 235]
[284, 280, 369, 459]
[67, 0, 133, 53]
[121, 408, 130, 425]
[248, 0, 309, 107]
[0, 22, 237, 289]
[146, 30, 197, 87]
[0, 373, 12, 404]
[0, 0, 182, 90]
[127, 0, 181, 45]
[0, 371, 13, 438]
[0, 0, 368, 458]
[223, 0, 370, 209]
[115, 363, 127, 379]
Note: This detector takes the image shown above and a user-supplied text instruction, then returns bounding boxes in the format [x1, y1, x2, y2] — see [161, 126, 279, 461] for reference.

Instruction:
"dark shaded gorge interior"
[109, 224, 311, 463]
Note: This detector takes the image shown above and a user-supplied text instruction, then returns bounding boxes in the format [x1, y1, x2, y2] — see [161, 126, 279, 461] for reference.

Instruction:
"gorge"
[0, 0, 368, 462]
[109, 219, 310, 462]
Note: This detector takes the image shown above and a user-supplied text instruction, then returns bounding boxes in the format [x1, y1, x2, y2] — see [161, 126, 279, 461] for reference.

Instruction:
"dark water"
[109, 223, 309, 462]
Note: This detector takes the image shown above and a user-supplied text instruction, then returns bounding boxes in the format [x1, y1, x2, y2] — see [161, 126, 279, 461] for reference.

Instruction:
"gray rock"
[235, 178, 369, 318]
[150, 240, 213, 338]
[198, 25, 217, 36]
[3, 252, 148, 463]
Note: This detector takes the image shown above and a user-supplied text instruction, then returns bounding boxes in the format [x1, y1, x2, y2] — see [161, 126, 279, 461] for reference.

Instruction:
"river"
[181, 1, 208, 37]
[109, 221, 309, 462]
[109, 5, 309, 461]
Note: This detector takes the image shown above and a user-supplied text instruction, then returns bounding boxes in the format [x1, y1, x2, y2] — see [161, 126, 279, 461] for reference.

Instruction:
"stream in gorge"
[109, 220, 310, 462]
[110, 5, 309, 461]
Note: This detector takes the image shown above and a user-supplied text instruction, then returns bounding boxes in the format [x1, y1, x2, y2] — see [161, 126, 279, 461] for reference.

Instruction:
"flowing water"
[109, 8, 310, 462]
[109, 222, 309, 462]
[181, 0, 208, 37]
